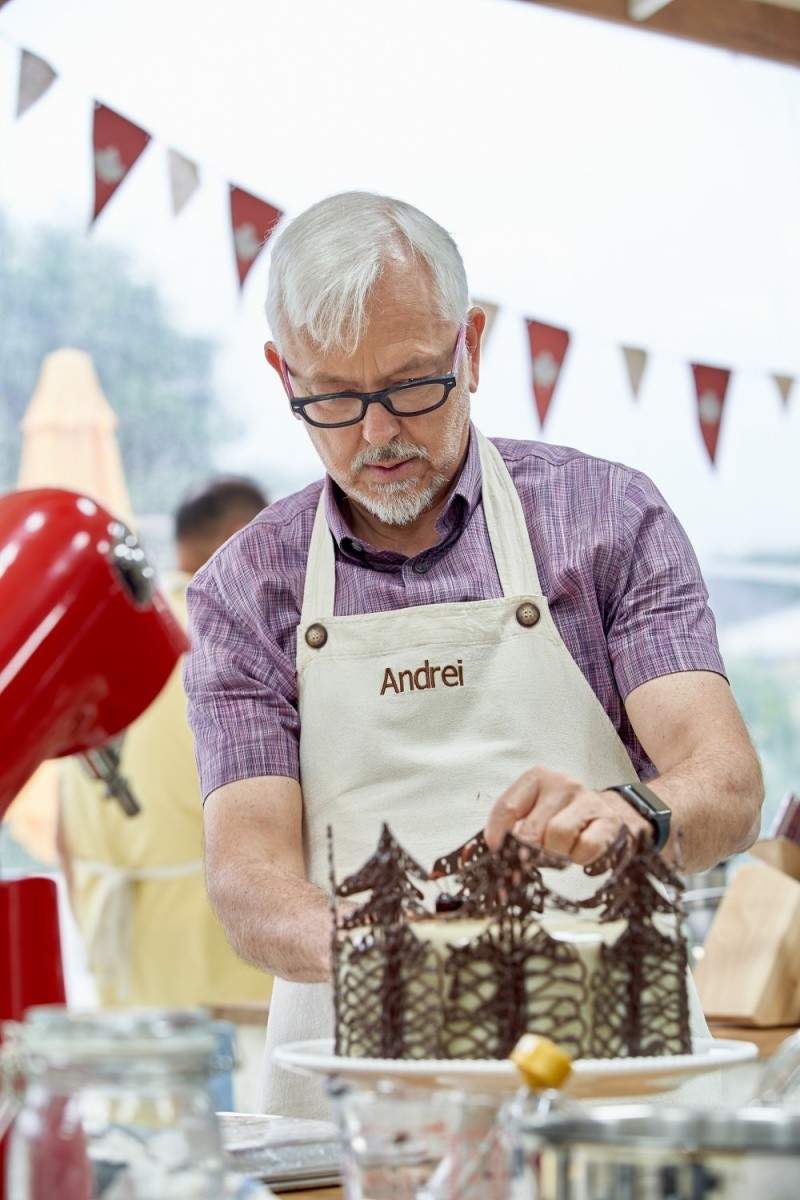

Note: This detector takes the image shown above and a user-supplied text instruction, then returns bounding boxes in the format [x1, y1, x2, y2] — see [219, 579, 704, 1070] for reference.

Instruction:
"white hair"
[265, 192, 469, 355]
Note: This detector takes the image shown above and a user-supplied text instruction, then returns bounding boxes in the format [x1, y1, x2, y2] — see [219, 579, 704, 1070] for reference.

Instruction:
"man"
[59, 476, 272, 1009]
[184, 192, 763, 1117]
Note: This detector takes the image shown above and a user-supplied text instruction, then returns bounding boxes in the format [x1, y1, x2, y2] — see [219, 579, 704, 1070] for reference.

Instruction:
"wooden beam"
[522, 0, 800, 67]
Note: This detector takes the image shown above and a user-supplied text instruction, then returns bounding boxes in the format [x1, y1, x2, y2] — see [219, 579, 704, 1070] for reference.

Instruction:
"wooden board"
[522, 0, 800, 66]
[751, 837, 800, 882]
[695, 862, 800, 1025]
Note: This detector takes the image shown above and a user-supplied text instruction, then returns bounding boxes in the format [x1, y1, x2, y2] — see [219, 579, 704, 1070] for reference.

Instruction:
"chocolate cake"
[328, 824, 691, 1061]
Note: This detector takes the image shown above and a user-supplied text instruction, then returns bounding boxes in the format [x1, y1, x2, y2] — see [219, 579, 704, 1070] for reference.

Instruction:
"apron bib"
[261, 430, 706, 1117]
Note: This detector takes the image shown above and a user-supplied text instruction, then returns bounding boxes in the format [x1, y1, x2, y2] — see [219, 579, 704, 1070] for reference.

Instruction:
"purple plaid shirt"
[184, 427, 725, 799]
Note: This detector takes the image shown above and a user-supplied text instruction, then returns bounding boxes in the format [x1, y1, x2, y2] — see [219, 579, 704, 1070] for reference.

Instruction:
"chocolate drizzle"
[335, 824, 428, 928]
[580, 831, 691, 1058]
[329, 824, 690, 1061]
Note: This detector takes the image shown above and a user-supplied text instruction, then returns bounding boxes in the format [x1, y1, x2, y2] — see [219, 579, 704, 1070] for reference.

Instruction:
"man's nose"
[361, 398, 402, 445]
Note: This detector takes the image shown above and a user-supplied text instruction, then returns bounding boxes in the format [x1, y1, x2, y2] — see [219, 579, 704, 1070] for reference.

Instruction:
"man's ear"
[265, 341, 292, 400]
[466, 306, 487, 393]
[264, 341, 282, 376]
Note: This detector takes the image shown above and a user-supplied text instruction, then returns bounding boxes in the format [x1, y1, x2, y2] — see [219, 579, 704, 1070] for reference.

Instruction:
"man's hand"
[484, 673, 763, 874]
[484, 766, 651, 865]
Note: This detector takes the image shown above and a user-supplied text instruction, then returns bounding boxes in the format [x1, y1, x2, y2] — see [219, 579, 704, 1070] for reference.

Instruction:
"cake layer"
[335, 910, 686, 1061]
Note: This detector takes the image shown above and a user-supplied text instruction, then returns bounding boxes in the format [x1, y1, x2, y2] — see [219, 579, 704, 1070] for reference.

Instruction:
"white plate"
[273, 1037, 758, 1099]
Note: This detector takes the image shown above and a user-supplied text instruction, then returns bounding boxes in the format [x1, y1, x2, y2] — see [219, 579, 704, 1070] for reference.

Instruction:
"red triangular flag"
[91, 103, 150, 224]
[525, 320, 570, 427]
[229, 186, 283, 289]
[691, 364, 730, 465]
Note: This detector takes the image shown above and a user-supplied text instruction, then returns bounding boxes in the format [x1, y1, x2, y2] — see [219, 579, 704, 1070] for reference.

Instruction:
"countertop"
[707, 1021, 798, 1058]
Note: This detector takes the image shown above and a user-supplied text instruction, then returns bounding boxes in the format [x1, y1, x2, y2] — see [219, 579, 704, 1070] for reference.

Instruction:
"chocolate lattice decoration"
[580, 831, 691, 1057]
[443, 917, 589, 1059]
[329, 823, 690, 1061]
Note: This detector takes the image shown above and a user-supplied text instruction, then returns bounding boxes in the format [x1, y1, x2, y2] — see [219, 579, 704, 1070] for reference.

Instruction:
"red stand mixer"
[0, 487, 188, 1195]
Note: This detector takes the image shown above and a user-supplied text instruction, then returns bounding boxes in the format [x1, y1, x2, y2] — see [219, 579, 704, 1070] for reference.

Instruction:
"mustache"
[350, 442, 431, 473]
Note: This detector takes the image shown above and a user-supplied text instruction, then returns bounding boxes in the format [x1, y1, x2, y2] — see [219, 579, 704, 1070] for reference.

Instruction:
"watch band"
[608, 782, 671, 852]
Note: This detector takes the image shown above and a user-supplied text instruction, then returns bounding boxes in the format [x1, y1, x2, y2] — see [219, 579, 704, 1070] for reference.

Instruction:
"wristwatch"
[607, 781, 671, 851]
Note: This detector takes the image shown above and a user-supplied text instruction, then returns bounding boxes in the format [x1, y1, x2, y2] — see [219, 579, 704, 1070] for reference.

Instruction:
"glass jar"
[2, 1007, 229, 1200]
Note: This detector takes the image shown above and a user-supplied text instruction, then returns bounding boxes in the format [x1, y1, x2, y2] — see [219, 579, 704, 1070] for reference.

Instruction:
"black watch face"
[633, 784, 670, 818]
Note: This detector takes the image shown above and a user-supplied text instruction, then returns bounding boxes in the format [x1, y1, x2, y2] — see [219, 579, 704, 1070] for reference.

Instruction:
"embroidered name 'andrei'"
[380, 659, 464, 696]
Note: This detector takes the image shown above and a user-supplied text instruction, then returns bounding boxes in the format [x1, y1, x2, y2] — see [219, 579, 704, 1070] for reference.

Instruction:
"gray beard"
[341, 380, 469, 527]
[351, 472, 449, 527]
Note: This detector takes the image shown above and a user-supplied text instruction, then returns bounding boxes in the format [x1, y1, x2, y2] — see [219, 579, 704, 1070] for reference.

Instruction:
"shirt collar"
[323, 422, 483, 568]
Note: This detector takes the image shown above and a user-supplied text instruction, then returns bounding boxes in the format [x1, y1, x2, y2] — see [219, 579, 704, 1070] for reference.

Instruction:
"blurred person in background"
[57, 476, 272, 1008]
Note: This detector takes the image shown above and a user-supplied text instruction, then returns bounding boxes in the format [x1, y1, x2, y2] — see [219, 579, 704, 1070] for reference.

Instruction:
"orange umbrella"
[6, 348, 134, 864]
[17, 348, 133, 524]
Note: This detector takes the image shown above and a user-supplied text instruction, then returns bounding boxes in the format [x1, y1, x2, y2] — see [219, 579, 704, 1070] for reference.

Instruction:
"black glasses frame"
[288, 374, 459, 429]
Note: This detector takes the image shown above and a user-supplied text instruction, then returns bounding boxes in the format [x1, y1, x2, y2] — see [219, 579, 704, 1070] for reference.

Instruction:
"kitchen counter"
[708, 1022, 798, 1058]
[287, 1191, 341, 1198]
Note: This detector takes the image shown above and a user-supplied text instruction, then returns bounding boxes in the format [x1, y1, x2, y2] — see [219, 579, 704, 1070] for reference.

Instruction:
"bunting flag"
[691, 364, 730, 465]
[526, 319, 570, 427]
[16, 50, 57, 118]
[774, 374, 794, 407]
[229, 185, 283, 289]
[623, 346, 648, 400]
[474, 299, 499, 346]
[167, 148, 201, 216]
[91, 103, 151, 225]
[0, 28, 793, 448]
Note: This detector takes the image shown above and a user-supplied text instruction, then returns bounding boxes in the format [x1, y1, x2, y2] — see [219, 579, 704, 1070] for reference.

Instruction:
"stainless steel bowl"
[519, 1105, 800, 1199]
[510, 1032, 800, 1200]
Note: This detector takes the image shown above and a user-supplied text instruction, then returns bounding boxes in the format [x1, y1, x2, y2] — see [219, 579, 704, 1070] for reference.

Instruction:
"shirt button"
[413, 560, 429, 575]
[516, 601, 541, 628]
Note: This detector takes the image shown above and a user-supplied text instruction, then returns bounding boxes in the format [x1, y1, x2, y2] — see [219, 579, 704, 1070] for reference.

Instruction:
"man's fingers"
[484, 772, 543, 850]
[484, 771, 638, 868]
[537, 800, 595, 857]
[570, 817, 626, 866]
[513, 793, 572, 847]
[485, 769, 582, 851]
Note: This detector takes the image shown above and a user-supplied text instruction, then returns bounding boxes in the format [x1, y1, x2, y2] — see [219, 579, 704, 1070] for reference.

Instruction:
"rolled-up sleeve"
[183, 571, 300, 799]
[607, 470, 726, 701]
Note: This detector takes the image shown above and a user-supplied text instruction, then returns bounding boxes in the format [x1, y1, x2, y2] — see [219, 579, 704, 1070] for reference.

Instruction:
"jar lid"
[527, 1103, 800, 1154]
[4, 1007, 221, 1069]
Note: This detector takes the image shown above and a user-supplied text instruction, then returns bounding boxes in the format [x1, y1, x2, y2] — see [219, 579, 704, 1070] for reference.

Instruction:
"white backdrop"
[0, 0, 799, 558]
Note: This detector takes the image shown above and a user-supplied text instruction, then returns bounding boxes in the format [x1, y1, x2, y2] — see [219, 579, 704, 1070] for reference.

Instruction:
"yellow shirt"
[61, 575, 271, 1008]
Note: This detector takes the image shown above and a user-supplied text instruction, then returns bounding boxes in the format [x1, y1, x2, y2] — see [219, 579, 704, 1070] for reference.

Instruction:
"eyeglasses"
[279, 324, 467, 429]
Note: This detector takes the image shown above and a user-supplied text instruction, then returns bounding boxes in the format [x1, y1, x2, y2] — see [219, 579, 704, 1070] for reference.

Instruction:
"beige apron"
[261, 430, 707, 1117]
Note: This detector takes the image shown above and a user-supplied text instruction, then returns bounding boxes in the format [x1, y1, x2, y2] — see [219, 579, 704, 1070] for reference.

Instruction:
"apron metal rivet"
[516, 602, 540, 628]
[305, 622, 328, 649]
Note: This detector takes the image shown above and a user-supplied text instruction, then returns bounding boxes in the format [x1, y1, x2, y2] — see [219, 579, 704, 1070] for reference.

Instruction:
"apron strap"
[475, 430, 543, 598]
[300, 491, 337, 624]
